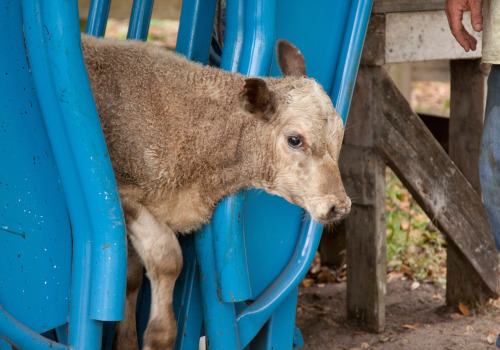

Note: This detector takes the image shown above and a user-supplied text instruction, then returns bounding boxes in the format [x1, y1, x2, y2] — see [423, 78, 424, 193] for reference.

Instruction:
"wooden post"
[446, 59, 491, 306]
[342, 66, 387, 332]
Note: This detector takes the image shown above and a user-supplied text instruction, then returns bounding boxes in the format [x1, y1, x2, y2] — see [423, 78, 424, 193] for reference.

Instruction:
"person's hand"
[445, 0, 483, 51]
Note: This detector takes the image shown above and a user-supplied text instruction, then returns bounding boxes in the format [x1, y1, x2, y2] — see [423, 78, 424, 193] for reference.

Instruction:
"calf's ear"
[276, 39, 307, 77]
[238, 78, 275, 121]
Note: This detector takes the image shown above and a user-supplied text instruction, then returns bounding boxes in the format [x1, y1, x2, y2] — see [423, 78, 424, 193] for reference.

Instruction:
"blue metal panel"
[270, 0, 351, 94]
[127, 0, 154, 40]
[0, 0, 72, 335]
[243, 191, 303, 299]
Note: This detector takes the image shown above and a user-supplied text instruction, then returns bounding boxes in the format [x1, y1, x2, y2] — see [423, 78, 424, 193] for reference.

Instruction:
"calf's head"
[239, 40, 351, 224]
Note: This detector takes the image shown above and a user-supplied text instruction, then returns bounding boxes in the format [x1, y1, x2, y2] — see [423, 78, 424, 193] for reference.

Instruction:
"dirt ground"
[296, 279, 500, 350]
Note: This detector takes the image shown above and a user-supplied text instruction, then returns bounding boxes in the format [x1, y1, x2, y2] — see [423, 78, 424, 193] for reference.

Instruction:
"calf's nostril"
[328, 203, 338, 217]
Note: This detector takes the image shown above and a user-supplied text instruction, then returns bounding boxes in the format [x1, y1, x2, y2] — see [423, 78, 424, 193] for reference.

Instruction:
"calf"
[81, 34, 351, 350]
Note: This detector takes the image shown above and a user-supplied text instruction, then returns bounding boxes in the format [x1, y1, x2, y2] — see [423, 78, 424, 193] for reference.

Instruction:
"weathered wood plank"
[376, 68, 498, 297]
[447, 59, 490, 306]
[343, 66, 387, 332]
[385, 11, 482, 63]
[373, 0, 445, 14]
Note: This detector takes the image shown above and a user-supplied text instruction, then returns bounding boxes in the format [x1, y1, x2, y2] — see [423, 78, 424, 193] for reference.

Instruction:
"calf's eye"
[287, 135, 303, 148]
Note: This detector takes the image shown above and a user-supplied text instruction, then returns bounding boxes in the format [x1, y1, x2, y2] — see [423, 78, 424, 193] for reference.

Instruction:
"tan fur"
[81, 34, 350, 349]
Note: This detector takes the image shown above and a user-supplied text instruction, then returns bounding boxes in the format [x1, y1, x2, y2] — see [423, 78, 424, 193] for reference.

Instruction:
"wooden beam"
[385, 11, 482, 63]
[376, 68, 498, 297]
[446, 59, 490, 306]
[342, 66, 387, 332]
[372, 0, 445, 14]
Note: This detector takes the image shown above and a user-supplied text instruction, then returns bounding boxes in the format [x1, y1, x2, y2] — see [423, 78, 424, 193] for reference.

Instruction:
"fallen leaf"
[450, 313, 463, 320]
[487, 330, 498, 344]
[458, 302, 469, 316]
[402, 323, 421, 329]
[387, 271, 404, 283]
[323, 317, 340, 329]
[301, 278, 315, 288]
[411, 281, 420, 290]
[400, 221, 410, 230]
[433, 293, 443, 300]
[400, 266, 413, 277]
[466, 324, 473, 332]
[361, 342, 370, 348]
[310, 264, 321, 275]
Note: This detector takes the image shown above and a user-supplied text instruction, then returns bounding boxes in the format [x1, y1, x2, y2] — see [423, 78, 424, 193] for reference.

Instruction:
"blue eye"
[287, 135, 303, 148]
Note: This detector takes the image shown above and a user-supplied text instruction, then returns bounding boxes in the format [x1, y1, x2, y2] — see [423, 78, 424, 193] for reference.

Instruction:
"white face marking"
[266, 79, 351, 223]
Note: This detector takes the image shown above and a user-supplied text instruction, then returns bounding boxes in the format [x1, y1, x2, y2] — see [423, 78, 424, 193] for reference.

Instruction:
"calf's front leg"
[122, 198, 183, 350]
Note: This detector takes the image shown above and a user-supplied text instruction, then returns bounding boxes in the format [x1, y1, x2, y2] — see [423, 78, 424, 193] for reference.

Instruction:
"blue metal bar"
[21, 2, 102, 348]
[212, 0, 277, 308]
[211, 0, 253, 307]
[236, 217, 323, 348]
[41, 2, 127, 324]
[127, 0, 154, 41]
[0, 305, 70, 350]
[220, 0, 246, 72]
[331, 0, 374, 122]
[85, 0, 112, 37]
[195, 225, 241, 350]
[238, 0, 277, 76]
[176, 0, 218, 62]
[22, 0, 127, 346]
[212, 191, 252, 303]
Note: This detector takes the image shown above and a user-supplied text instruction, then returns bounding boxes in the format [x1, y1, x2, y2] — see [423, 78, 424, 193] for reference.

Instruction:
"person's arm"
[445, 0, 483, 51]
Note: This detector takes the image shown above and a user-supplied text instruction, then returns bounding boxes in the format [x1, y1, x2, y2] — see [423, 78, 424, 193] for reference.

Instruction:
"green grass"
[385, 168, 447, 284]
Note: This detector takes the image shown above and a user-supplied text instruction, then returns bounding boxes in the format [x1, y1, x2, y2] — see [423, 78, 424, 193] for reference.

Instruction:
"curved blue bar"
[176, 0, 218, 62]
[22, 0, 127, 346]
[85, 0, 111, 37]
[21, 2, 102, 348]
[0, 305, 70, 350]
[212, 0, 277, 308]
[238, 0, 277, 76]
[220, 0, 245, 72]
[195, 225, 241, 350]
[331, 0, 374, 122]
[212, 0, 252, 307]
[127, 0, 154, 41]
[39, 2, 126, 323]
[236, 217, 323, 348]
[212, 191, 252, 302]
